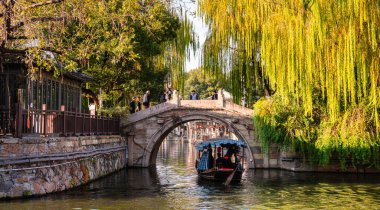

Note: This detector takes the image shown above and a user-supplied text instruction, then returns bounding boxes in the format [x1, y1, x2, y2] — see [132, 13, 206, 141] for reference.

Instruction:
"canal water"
[2, 140, 380, 209]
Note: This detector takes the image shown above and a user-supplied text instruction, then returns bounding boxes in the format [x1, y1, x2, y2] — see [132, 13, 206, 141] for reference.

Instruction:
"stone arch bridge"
[121, 91, 279, 169]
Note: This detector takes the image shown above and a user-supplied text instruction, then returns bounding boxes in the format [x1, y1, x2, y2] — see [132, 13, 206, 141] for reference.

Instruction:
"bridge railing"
[125, 102, 179, 124]
[224, 101, 253, 117]
[124, 90, 253, 124]
[180, 100, 218, 108]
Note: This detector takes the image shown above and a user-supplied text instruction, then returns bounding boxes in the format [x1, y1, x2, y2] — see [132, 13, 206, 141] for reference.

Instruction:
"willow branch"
[39, 47, 63, 55]
[8, 35, 28, 39]
[27, 0, 65, 9]
[10, 16, 66, 31]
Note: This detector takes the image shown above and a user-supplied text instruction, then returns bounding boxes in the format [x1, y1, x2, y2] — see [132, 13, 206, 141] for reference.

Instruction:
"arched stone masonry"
[121, 92, 276, 169]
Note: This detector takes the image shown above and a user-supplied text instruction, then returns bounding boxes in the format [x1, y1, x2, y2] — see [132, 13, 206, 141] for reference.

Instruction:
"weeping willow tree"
[158, 14, 198, 93]
[198, 0, 380, 168]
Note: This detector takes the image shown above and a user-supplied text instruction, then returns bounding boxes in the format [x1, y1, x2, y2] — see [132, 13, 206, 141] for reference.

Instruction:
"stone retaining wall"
[0, 135, 124, 158]
[252, 144, 380, 173]
[0, 135, 127, 199]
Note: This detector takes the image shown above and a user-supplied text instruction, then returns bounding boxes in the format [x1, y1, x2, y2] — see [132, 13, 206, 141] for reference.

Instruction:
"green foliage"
[253, 96, 316, 152]
[1, 0, 196, 107]
[316, 106, 380, 168]
[184, 68, 223, 99]
[22, 190, 33, 197]
[199, 0, 380, 168]
[164, 15, 198, 94]
[99, 106, 129, 117]
[199, 0, 380, 120]
[254, 96, 380, 170]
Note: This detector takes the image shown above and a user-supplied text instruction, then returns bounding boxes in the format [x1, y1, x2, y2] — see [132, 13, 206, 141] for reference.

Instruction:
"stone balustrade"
[225, 101, 253, 117]
[124, 89, 253, 125]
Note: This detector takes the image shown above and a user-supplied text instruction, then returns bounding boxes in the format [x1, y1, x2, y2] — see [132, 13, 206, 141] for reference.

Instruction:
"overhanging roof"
[64, 69, 93, 82]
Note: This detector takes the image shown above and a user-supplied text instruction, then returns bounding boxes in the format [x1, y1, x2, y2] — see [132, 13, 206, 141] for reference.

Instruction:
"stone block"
[0, 178, 13, 192]
[254, 159, 264, 167]
[135, 123, 147, 129]
[3, 138, 19, 144]
[269, 159, 278, 166]
[9, 186, 25, 197]
[134, 129, 147, 135]
[253, 153, 263, 159]
[251, 146, 261, 154]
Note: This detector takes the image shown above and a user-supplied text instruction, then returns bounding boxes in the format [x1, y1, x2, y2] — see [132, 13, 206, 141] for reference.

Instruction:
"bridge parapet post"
[218, 89, 225, 108]
[170, 90, 181, 107]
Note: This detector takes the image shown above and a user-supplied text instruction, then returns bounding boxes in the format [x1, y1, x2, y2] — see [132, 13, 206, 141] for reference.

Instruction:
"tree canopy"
[198, 0, 380, 168]
[1, 0, 196, 105]
[184, 68, 223, 99]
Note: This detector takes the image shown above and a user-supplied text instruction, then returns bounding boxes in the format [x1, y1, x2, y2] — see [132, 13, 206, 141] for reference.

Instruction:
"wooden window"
[51, 81, 58, 110]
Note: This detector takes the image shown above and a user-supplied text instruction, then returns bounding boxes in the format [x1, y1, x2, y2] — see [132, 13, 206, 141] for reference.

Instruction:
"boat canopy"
[195, 138, 247, 150]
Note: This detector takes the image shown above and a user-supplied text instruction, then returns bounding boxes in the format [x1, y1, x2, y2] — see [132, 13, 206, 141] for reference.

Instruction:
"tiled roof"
[64, 69, 93, 82]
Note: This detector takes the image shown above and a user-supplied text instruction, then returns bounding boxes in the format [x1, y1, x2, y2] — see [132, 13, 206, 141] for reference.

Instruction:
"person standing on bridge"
[189, 90, 199, 100]
[143, 90, 150, 109]
[160, 90, 167, 103]
[211, 90, 218, 100]
[166, 88, 172, 101]
[129, 97, 137, 114]
[136, 96, 142, 112]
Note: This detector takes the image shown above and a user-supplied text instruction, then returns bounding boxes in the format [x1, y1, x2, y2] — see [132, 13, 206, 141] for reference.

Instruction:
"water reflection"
[1, 140, 380, 209]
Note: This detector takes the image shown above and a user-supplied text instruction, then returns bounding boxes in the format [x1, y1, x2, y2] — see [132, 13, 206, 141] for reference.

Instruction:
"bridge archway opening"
[145, 114, 254, 168]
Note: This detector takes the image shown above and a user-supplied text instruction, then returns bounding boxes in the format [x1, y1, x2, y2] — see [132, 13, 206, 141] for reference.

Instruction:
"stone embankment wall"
[0, 135, 127, 198]
[252, 144, 380, 173]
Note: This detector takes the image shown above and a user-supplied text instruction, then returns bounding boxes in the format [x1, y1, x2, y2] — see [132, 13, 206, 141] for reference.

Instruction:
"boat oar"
[223, 167, 237, 186]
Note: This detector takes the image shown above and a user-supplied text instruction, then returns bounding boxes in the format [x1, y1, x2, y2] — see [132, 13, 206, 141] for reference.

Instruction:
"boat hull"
[198, 169, 243, 181]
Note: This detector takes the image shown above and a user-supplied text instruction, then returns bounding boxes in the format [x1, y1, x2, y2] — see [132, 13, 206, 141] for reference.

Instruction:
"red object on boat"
[218, 168, 234, 172]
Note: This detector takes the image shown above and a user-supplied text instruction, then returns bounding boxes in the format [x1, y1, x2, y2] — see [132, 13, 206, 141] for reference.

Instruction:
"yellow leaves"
[199, 0, 380, 125]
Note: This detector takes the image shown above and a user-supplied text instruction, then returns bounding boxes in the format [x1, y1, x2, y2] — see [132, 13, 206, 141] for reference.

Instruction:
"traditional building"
[0, 61, 118, 137]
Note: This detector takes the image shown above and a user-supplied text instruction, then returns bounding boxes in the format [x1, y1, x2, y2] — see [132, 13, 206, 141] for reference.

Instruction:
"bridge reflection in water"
[2, 140, 380, 209]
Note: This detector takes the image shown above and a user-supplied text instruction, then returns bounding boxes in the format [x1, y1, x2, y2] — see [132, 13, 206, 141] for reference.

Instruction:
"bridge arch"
[122, 97, 268, 169]
[144, 113, 255, 167]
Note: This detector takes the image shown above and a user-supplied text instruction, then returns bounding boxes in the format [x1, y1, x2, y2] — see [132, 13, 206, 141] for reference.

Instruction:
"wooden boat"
[195, 138, 246, 182]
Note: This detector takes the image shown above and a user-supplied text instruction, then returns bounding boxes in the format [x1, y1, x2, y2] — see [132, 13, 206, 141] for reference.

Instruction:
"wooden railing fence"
[0, 104, 120, 138]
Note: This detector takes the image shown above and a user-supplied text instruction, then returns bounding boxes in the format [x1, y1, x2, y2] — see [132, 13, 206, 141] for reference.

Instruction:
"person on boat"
[197, 150, 208, 171]
[235, 151, 243, 170]
[223, 155, 233, 168]
[222, 146, 238, 168]
[207, 146, 214, 169]
[216, 152, 225, 168]
[226, 146, 238, 157]
[197, 147, 213, 171]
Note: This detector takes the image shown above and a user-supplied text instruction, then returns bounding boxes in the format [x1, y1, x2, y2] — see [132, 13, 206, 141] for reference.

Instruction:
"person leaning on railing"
[143, 91, 150, 108]
[189, 90, 199, 100]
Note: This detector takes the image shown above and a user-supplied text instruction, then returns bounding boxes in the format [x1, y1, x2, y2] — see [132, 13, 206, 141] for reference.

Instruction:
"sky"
[180, 1, 209, 72]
